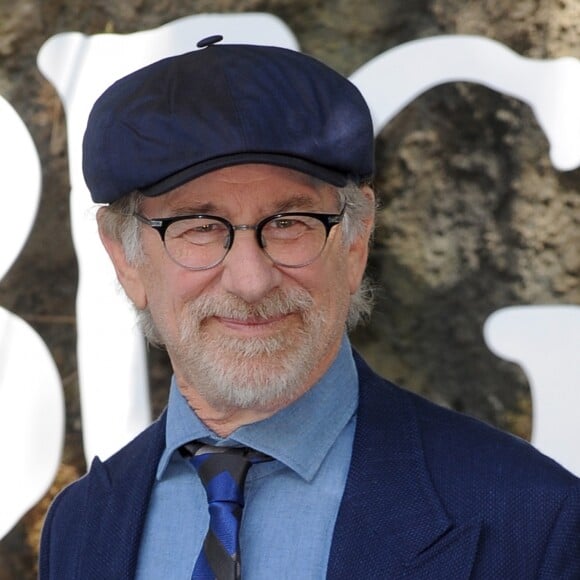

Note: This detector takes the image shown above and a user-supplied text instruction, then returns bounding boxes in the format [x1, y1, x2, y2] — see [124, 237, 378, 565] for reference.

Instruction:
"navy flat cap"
[82, 36, 374, 203]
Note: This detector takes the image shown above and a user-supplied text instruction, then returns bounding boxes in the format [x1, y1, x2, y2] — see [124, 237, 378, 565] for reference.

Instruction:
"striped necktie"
[181, 442, 271, 580]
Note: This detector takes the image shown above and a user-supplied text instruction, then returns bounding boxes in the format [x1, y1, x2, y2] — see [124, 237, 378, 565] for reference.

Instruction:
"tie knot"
[181, 443, 270, 504]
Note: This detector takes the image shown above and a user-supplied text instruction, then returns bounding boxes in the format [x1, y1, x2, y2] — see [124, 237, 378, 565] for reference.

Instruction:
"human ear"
[96, 208, 148, 310]
[346, 185, 375, 295]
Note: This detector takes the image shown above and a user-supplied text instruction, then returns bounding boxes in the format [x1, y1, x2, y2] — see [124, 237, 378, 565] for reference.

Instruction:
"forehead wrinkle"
[159, 191, 334, 219]
[144, 168, 338, 218]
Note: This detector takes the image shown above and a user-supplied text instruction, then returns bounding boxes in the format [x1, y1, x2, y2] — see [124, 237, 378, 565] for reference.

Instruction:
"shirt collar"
[158, 334, 358, 482]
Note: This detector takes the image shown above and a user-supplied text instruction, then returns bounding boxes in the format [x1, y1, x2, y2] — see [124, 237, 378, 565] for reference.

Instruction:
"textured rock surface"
[0, 0, 578, 576]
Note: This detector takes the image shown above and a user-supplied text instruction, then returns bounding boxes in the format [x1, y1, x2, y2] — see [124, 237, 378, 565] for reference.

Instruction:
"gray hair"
[98, 180, 375, 340]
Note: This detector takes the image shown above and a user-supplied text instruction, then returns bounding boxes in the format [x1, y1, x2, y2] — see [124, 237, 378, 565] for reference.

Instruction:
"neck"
[176, 382, 294, 437]
[191, 400, 273, 437]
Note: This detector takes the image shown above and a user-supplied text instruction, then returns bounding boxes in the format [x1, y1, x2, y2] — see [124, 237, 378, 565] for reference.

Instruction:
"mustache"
[185, 288, 314, 322]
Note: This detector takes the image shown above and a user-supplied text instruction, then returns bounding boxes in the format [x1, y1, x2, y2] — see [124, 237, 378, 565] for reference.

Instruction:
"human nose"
[219, 229, 282, 303]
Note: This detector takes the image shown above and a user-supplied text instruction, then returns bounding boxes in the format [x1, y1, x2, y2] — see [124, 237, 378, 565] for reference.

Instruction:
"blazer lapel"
[328, 353, 481, 578]
[77, 412, 167, 579]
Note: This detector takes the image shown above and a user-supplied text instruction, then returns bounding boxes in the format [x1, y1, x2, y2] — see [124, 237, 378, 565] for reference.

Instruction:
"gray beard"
[169, 288, 328, 411]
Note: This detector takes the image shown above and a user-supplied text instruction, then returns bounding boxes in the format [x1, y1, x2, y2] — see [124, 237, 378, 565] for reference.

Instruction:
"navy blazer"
[39, 353, 580, 578]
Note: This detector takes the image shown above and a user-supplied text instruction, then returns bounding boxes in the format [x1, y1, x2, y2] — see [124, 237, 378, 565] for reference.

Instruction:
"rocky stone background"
[0, 0, 578, 577]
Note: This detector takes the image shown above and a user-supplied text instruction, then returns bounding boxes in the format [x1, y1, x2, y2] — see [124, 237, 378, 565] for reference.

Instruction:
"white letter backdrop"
[0, 95, 64, 539]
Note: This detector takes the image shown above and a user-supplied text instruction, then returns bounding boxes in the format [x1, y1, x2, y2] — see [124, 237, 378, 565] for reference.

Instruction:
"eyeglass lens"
[164, 214, 331, 269]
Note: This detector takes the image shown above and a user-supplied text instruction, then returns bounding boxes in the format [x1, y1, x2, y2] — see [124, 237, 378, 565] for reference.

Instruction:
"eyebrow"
[165, 202, 218, 215]
[271, 193, 320, 213]
[164, 193, 325, 217]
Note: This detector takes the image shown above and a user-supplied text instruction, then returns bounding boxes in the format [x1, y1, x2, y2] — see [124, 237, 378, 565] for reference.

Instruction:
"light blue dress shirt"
[136, 335, 358, 579]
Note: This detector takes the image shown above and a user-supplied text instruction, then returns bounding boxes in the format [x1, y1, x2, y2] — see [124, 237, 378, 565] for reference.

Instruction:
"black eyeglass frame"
[132, 203, 347, 270]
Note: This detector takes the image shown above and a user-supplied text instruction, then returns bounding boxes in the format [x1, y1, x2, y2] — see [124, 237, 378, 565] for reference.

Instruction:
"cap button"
[196, 35, 224, 48]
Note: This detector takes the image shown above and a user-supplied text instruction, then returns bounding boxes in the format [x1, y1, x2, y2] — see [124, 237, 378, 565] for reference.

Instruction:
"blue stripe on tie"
[182, 443, 271, 580]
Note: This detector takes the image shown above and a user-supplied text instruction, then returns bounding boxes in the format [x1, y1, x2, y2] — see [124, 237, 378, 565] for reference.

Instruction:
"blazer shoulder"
[409, 386, 577, 489]
[354, 350, 579, 491]
[60, 410, 166, 499]
[39, 412, 167, 578]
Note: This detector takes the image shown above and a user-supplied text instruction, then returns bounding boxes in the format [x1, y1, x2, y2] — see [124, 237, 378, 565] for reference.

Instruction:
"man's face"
[101, 165, 372, 414]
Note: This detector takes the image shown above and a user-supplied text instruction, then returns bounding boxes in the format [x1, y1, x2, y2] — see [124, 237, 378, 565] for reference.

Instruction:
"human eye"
[169, 218, 227, 245]
[265, 215, 316, 239]
[272, 217, 301, 229]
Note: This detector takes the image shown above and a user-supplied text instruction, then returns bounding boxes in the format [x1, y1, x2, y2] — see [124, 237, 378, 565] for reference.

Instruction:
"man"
[40, 36, 580, 579]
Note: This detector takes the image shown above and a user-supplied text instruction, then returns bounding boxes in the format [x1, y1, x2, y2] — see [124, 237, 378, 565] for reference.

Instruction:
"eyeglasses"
[133, 204, 346, 270]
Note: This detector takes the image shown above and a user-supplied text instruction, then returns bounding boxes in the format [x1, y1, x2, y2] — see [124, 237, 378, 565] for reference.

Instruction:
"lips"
[213, 313, 290, 334]
[218, 314, 286, 325]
